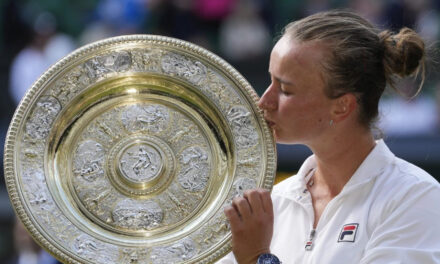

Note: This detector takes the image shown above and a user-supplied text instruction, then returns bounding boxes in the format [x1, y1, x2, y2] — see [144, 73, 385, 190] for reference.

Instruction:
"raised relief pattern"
[73, 140, 105, 182]
[121, 104, 170, 133]
[25, 96, 61, 139]
[112, 199, 163, 230]
[150, 238, 197, 264]
[232, 178, 257, 198]
[119, 144, 162, 183]
[84, 51, 132, 79]
[227, 106, 258, 148]
[178, 146, 210, 192]
[161, 53, 207, 86]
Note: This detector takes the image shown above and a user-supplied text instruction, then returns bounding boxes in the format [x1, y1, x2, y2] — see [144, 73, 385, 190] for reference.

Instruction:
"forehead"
[269, 36, 328, 84]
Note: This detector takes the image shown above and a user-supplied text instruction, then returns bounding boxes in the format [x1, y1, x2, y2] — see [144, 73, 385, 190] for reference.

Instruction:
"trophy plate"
[4, 35, 276, 263]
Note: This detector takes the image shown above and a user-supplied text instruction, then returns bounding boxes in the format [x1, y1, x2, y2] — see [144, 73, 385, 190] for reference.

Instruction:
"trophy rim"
[4, 34, 277, 264]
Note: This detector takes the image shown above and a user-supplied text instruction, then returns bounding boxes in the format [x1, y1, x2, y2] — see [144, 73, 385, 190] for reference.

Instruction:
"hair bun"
[379, 27, 425, 78]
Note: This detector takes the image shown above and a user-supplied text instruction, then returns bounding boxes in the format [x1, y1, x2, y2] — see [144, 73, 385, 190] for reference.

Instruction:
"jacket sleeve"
[360, 180, 440, 264]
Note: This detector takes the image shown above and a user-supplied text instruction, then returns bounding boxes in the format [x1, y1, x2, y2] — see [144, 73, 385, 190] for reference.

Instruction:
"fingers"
[259, 189, 274, 216]
[224, 188, 274, 264]
[224, 206, 241, 232]
[244, 188, 273, 215]
[225, 189, 273, 222]
[244, 189, 263, 214]
[233, 196, 252, 220]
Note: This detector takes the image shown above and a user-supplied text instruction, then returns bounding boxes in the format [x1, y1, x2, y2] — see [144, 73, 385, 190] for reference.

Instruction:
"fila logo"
[338, 223, 359, 243]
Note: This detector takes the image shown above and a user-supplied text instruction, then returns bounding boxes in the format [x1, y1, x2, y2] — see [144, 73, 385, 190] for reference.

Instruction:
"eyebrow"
[269, 71, 294, 86]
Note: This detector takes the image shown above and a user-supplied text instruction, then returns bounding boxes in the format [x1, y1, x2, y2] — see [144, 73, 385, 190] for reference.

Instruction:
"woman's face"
[259, 36, 335, 144]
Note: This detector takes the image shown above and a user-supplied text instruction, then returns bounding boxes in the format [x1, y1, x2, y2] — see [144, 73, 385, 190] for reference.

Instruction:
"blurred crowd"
[1, 0, 440, 262]
[2, 0, 440, 136]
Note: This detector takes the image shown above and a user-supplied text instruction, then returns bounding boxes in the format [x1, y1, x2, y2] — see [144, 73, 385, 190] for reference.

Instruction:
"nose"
[258, 84, 277, 111]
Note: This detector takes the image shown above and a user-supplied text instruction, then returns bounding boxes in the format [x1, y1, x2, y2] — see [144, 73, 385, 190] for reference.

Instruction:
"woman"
[219, 10, 440, 264]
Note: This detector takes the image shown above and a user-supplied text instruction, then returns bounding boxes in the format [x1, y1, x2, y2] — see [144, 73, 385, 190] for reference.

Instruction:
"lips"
[264, 116, 276, 128]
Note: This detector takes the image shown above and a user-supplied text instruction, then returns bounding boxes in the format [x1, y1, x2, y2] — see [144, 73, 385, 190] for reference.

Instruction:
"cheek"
[283, 98, 328, 125]
[279, 98, 312, 116]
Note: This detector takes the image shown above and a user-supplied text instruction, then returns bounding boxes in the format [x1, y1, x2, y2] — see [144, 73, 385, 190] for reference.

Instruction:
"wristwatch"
[257, 253, 281, 264]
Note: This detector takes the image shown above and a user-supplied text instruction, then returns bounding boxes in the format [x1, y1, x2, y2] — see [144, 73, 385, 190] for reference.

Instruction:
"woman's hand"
[224, 188, 274, 264]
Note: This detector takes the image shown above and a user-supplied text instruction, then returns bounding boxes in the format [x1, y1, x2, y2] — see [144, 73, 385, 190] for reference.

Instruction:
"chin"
[274, 135, 294, 145]
[276, 139, 300, 145]
[274, 133, 303, 145]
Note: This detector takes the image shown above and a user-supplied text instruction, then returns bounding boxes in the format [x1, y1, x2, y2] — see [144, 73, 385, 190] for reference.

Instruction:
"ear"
[331, 93, 358, 123]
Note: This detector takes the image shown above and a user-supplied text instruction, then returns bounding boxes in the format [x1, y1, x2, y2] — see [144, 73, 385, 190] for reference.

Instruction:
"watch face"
[258, 253, 281, 264]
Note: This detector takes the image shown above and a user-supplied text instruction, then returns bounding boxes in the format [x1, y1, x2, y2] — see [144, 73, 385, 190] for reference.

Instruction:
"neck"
[308, 127, 375, 196]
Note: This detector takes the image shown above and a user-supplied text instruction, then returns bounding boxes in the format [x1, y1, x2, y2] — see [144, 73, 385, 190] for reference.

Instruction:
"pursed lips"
[264, 116, 276, 128]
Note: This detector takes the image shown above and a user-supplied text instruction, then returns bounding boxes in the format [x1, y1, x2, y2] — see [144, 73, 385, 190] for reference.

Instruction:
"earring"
[329, 120, 334, 126]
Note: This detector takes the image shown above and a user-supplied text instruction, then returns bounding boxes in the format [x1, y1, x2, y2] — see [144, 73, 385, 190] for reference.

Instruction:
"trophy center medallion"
[106, 134, 176, 197]
[119, 143, 163, 184]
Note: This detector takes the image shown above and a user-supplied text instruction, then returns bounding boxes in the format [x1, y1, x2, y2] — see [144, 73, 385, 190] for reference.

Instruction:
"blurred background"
[0, 0, 439, 262]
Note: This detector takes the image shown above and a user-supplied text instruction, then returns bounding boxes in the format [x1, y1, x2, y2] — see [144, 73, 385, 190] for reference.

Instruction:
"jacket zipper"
[305, 228, 316, 251]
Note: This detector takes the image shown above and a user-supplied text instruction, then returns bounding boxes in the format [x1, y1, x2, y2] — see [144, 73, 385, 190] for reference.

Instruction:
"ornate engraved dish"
[4, 35, 276, 263]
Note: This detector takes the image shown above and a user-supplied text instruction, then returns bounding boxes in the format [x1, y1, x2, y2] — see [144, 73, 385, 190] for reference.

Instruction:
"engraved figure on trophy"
[136, 106, 166, 126]
[169, 124, 197, 144]
[119, 248, 148, 264]
[51, 66, 89, 106]
[104, 51, 132, 72]
[232, 177, 257, 198]
[227, 106, 259, 148]
[120, 144, 162, 182]
[112, 199, 163, 230]
[82, 186, 111, 217]
[72, 234, 115, 263]
[72, 234, 102, 261]
[66, 65, 89, 88]
[178, 146, 210, 192]
[131, 49, 163, 72]
[84, 51, 132, 79]
[133, 146, 153, 175]
[83, 109, 125, 146]
[25, 96, 61, 139]
[161, 53, 207, 86]
[166, 191, 186, 213]
[84, 58, 111, 79]
[121, 104, 170, 133]
[96, 119, 117, 140]
[22, 169, 47, 205]
[202, 219, 230, 244]
[150, 238, 197, 264]
[73, 140, 105, 182]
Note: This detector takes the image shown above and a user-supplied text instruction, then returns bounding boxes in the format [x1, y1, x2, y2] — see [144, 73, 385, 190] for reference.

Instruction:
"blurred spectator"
[95, 0, 149, 34]
[0, 0, 440, 262]
[79, 21, 115, 45]
[9, 12, 54, 105]
[219, 0, 270, 61]
[379, 79, 439, 136]
[9, 11, 75, 105]
[414, 0, 440, 42]
[379, 95, 438, 135]
[194, 0, 236, 21]
[45, 33, 76, 66]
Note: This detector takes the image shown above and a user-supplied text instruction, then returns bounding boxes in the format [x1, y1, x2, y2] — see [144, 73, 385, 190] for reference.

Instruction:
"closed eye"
[280, 84, 294, 96]
[281, 89, 292, 95]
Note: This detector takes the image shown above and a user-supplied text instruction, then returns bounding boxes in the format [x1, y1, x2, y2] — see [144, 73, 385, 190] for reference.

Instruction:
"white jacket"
[218, 140, 440, 263]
